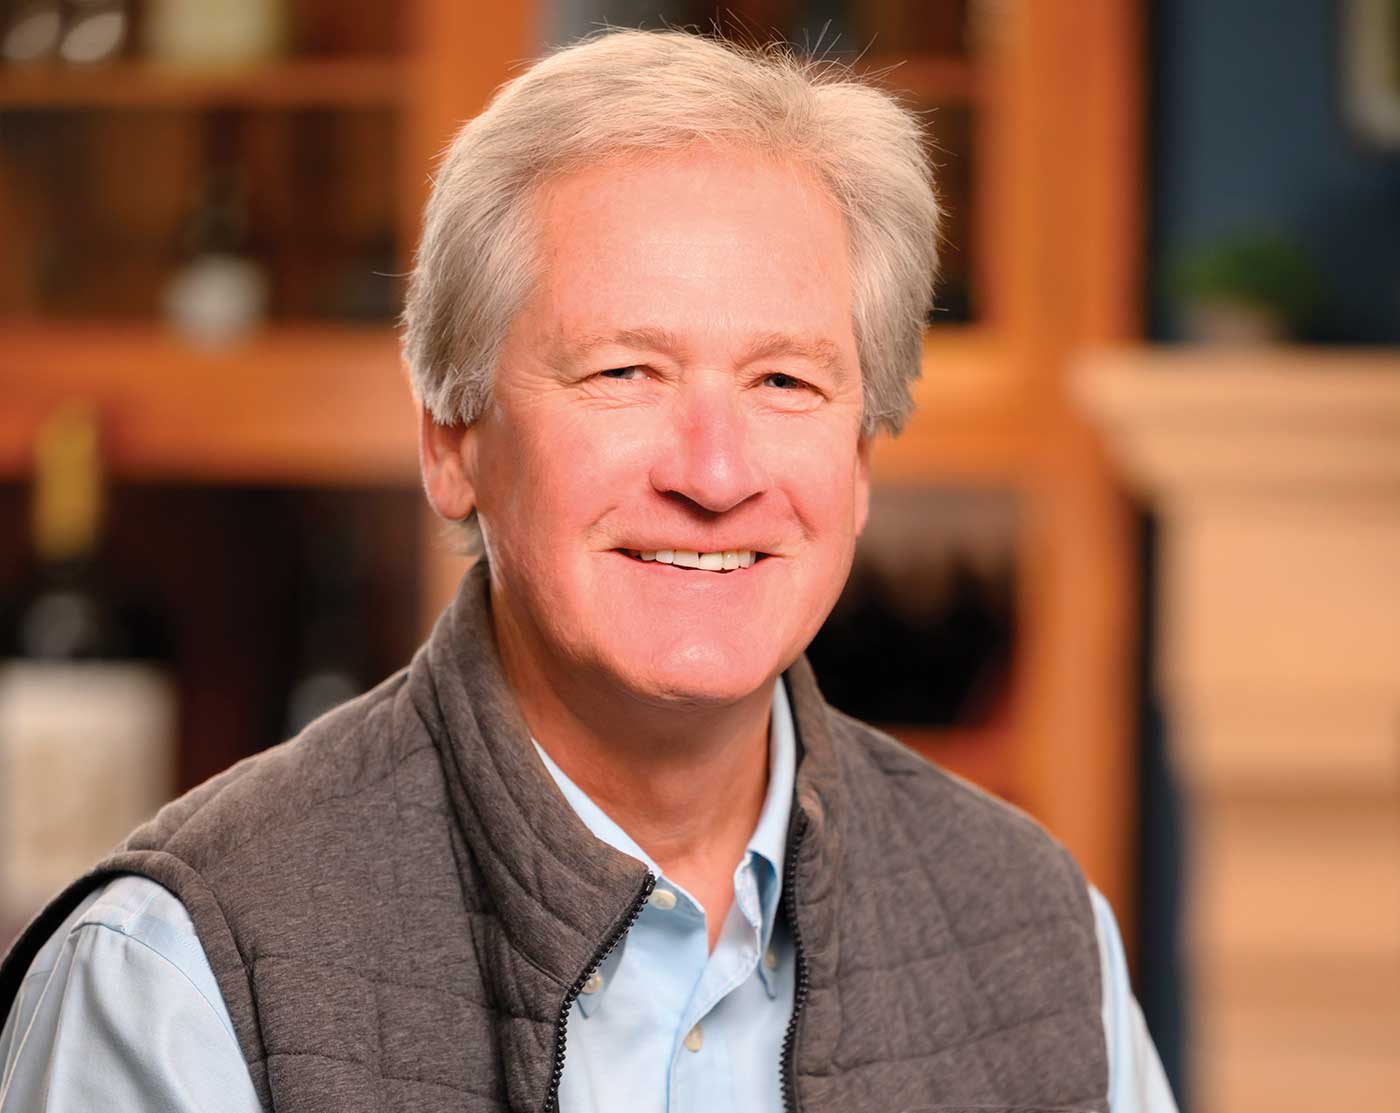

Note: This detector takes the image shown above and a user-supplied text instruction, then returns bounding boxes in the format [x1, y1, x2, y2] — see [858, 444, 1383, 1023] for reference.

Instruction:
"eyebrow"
[556, 326, 850, 384]
[557, 326, 688, 365]
[738, 331, 850, 385]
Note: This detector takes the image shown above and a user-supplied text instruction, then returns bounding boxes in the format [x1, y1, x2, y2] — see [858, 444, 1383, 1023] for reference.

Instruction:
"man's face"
[455, 146, 870, 709]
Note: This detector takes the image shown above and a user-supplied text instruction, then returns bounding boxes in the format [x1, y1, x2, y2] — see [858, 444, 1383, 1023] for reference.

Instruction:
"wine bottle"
[162, 164, 270, 347]
[144, 0, 287, 65]
[0, 406, 177, 924]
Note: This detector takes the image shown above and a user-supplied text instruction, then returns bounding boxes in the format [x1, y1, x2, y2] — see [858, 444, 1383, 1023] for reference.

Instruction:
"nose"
[649, 378, 766, 514]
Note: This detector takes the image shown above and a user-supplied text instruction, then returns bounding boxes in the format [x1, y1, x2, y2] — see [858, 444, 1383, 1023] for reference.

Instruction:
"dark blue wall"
[1150, 0, 1400, 342]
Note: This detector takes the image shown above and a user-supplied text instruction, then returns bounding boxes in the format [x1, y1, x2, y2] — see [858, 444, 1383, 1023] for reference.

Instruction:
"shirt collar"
[532, 741, 657, 873]
[749, 675, 795, 996]
[531, 676, 797, 1004]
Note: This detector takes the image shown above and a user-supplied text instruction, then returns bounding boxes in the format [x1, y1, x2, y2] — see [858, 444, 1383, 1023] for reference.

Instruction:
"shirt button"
[648, 888, 678, 911]
[764, 947, 779, 972]
[684, 1024, 704, 1052]
[581, 971, 604, 995]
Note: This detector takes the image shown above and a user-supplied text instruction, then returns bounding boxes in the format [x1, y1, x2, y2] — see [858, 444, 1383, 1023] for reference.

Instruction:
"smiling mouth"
[619, 549, 766, 572]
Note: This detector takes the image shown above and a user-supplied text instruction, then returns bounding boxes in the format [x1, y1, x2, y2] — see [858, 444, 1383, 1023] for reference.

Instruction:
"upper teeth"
[637, 549, 757, 570]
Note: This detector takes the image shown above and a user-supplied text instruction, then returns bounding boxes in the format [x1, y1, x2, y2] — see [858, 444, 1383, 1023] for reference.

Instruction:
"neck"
[492, 588, 771, 945]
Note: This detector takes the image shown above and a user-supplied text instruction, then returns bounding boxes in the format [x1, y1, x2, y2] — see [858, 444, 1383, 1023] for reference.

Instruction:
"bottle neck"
[32, 405, 104, 569]
[20, 406, 116, 660]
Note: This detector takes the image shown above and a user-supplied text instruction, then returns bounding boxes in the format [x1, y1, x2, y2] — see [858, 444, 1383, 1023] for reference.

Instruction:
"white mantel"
[1077, 347, 1400, 1113]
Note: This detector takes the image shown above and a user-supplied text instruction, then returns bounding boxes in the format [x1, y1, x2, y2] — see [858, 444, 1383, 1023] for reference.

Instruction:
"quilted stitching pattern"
[1, 568, 1108, 1113]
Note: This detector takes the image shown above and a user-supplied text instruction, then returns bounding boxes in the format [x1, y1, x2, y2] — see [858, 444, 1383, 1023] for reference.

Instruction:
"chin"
[610, 639, 782, 710]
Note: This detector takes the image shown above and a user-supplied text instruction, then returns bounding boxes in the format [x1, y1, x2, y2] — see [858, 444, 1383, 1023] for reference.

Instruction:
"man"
[0, 29, 1174, 1113]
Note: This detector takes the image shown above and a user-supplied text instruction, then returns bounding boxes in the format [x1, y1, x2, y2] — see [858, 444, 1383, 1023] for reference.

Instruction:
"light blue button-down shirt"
[0, 677, 1176, 1112]
[531, 676, 797, 1113]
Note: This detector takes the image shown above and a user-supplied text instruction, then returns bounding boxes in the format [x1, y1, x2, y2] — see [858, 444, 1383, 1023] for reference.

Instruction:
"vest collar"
[407, 560, 848, 991]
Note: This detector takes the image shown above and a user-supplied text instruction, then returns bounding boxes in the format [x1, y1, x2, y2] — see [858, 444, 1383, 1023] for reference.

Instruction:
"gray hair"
[403, 27, 940, 452]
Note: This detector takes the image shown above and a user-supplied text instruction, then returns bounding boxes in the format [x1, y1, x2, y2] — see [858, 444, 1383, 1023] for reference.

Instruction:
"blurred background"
[1, 1, 1396, 1110]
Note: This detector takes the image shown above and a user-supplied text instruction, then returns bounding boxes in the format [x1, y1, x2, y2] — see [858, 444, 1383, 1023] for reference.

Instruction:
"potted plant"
[1171, 233, 1323, 344]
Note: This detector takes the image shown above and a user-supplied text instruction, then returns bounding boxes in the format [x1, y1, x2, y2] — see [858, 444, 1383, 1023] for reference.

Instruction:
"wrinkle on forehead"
[509, 145, 859, 398]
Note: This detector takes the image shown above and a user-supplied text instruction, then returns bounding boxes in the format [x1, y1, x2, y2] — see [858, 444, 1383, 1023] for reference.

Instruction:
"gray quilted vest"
[1, 564, 1108, 1112]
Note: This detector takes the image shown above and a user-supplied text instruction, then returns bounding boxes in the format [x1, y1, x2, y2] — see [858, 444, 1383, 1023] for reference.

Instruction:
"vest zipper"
[779, 811, 810, 1113]
[543, 871, 656, 1113]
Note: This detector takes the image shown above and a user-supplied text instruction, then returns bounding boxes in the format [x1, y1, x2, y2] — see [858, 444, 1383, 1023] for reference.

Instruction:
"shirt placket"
[668, 854, 767, 1113]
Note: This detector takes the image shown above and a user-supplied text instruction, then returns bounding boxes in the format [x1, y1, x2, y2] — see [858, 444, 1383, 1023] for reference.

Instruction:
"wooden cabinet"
[0, 1, 1143, 920]
[1080, 348, 1400, 1113]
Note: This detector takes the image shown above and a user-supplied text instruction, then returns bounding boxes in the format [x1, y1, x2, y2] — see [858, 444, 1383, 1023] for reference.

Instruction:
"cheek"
[776, 427, 866, 535]
[480, 406, 648, 548]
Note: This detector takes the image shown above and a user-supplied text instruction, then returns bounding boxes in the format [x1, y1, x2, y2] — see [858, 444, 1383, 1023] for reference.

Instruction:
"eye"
[598, 366, 643, 381]
[763, 372, 807, 391]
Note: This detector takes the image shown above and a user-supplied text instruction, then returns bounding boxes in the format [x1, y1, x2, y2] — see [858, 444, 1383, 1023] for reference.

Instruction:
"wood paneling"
[0, 325, 415, 483]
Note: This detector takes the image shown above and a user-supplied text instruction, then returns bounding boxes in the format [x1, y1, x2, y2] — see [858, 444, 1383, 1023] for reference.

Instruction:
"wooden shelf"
[0, 58, 406, 110]
[0, 322, 418, 484]
[872, 327, 1032, 485]
[910, 326, 1020, 419]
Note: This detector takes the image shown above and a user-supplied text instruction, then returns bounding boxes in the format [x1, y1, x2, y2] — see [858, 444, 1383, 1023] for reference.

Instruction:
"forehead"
[523, 146, 856, 351]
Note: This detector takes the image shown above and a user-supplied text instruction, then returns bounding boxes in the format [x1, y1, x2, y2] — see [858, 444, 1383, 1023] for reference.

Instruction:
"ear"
[419, 407, 478, 521]
[853, 435, 872, 537]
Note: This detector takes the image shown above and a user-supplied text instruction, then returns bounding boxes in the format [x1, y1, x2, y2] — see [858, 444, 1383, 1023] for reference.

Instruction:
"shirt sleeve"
[1089, 884, 1179, 1113]
[0, 876, 261, 1113]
